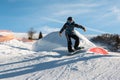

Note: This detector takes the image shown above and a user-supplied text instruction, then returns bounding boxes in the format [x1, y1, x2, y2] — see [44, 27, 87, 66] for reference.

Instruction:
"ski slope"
[0, 32, 120, 80]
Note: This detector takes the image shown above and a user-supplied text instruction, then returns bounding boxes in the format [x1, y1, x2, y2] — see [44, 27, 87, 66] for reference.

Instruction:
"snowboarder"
[59, 17, 86, 52]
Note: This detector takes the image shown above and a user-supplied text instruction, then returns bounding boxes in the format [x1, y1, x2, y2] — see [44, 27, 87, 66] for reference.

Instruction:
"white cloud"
[37, 26, 60, 34]
[52, 3, 101, 9]
[47, 3, 102, 17]
[43, 17, 64, 24]
[54, 9, 92, 16]
[86, 27, 110, 34]
[42, 17, 109, 34]
[111, 6, 120, 20]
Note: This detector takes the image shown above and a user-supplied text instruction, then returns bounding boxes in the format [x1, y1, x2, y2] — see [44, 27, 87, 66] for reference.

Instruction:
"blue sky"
[0, 0, 120, 34]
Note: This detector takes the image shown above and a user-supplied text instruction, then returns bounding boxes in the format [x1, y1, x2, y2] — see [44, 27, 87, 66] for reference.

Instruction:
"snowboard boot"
[68, 49, 75, 53]
[74, 47, 84, 50]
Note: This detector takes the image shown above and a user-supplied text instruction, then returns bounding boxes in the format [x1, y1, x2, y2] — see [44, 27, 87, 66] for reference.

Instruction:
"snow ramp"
[33, 30, 96, 52]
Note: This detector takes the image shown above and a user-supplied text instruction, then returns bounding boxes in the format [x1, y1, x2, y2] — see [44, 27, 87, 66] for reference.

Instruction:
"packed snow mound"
[33, 30, 96, 51]
[33, 31, 66, 51]
[74, 30, 96, 48]
[0, 30, 15, 42]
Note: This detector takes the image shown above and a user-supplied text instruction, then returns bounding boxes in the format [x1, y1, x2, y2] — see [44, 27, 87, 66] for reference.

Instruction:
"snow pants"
[65, 34, 79, 51]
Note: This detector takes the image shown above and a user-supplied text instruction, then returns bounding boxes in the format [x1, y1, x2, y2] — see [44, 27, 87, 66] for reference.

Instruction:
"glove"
[59, 33, 62, 37]
[83, 28, 86, 32]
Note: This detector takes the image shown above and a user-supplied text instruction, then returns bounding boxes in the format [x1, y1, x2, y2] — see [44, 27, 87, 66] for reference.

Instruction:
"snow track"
[0, 49, 120, 80]
[0, 32, 120, 80]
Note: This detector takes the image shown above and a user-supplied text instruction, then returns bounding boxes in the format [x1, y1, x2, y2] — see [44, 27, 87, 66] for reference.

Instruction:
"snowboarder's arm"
[59, 23, 67, 37]
[74, 23, 86, 32]
[59, 24, 66, 34]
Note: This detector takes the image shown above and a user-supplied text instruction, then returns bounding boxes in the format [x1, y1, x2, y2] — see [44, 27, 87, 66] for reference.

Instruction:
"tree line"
[91, 34, 120, 52]
[28, 28, 43, 40]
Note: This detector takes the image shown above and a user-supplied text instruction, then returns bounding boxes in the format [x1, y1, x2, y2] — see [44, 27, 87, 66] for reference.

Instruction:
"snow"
[0, 31, 13, 36]
[0, 31, 120, 80]
[33, 30, 96, 52]
[0, 39, 34, 58]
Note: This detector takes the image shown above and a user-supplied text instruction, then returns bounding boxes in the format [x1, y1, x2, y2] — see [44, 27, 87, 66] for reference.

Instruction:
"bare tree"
[28, 28, 36, 40]
[91, 34, 120, 52]
[115, 35, 120, 50]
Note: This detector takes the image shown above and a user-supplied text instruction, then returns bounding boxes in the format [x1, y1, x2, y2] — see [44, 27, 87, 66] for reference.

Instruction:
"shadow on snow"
[0, 53, 119, 79]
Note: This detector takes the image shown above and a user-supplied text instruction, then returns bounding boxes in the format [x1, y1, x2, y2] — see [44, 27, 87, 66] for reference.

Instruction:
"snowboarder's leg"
[71, 35, 80, 50]
[68, 40, 74, 52]
[66, 34, 74, 52]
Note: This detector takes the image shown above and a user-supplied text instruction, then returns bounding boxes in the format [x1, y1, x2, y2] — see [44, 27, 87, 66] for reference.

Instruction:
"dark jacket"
[59, 21, 85, 35]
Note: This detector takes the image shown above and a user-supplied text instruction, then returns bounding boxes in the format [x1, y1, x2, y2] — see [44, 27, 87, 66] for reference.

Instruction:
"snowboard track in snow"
[0, 32, 120, 80]
[0, 52, 119, 80]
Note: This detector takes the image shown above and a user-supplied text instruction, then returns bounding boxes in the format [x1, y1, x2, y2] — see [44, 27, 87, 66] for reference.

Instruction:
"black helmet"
[67, 17, 72, 21]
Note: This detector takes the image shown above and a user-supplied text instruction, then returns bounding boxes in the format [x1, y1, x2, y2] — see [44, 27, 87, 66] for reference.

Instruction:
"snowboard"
[67, 47, 86, 56]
